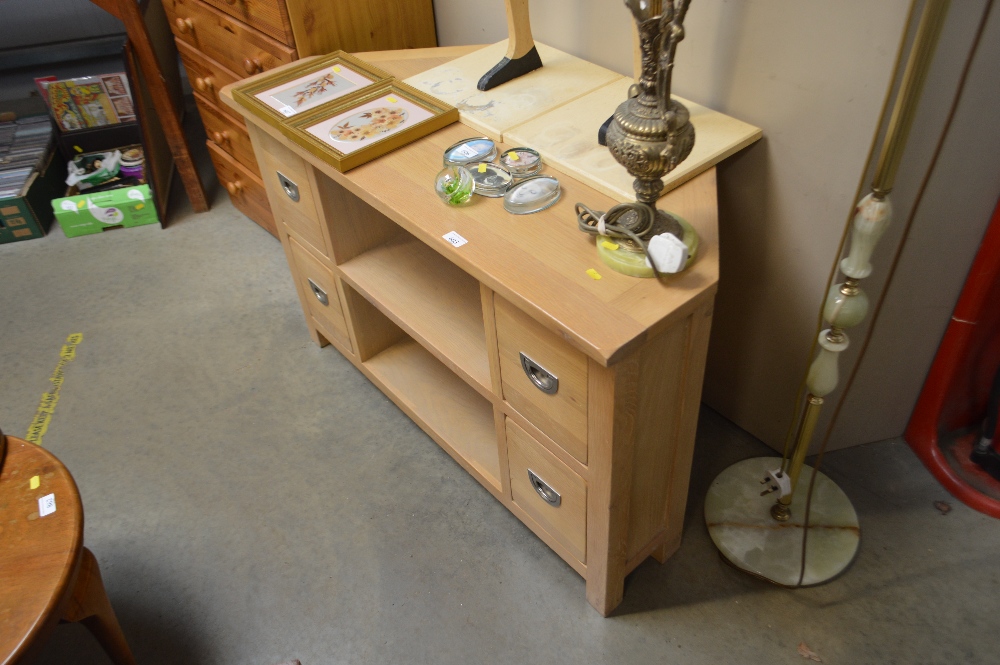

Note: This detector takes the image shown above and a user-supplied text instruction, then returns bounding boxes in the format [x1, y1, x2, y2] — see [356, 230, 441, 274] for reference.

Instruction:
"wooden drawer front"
[206, 140, 276, 236]
[287, 236, 351, 349]
[495, 296, 589, 465]
[255, 130, 328, 258]
[165, 0, 296, 77]
[194, 93, 260, 177]
[506, 418, 587, 563]
[197, 0, 294, 45]
[177, 41, 242, 115]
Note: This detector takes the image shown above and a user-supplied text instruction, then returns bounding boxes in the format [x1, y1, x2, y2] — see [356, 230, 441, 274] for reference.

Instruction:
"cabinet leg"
[586, 571, 626, 617]
[308, 325, 330, 348]
[61, 548, 137, 665]
[652, 532, 681, 564]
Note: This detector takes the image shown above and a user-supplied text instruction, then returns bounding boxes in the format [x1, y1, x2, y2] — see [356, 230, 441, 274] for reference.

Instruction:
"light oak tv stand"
[222, 46, 719, 616]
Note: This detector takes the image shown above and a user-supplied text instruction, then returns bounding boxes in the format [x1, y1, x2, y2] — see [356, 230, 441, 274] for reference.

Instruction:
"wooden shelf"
[341, 233, 493, 399]
[364, 338, 501, 492]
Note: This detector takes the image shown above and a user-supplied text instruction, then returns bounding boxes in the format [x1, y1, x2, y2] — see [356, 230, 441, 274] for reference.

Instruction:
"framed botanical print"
[286, 82, 459, 172]
[232, 52, 391, 131]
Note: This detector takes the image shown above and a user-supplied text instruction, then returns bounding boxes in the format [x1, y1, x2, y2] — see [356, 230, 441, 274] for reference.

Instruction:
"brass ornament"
[577, 1, 696, 272]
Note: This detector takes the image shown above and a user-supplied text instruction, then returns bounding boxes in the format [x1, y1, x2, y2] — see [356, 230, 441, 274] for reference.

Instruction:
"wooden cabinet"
[162, 0, 436, 236]
[222, 49, 719, 616]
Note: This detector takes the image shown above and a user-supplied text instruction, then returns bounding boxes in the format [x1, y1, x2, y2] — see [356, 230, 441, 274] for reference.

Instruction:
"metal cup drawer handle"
[277, 172, 300, 202]
[307, 279, 328, 306]
[527, 469, 561, 507]
[520, 352, 558, 394]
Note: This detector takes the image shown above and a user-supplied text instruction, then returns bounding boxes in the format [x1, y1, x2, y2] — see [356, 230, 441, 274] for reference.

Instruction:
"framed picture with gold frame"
[231, 51, 392, 131]
[285, 82, 459, 173]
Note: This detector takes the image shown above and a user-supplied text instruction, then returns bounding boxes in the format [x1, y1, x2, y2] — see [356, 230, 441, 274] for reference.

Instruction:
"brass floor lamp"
[704, 0, 951, 586]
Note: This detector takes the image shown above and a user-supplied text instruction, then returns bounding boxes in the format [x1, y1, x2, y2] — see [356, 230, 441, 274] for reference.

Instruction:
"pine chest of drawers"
[161, 0, 436, 236]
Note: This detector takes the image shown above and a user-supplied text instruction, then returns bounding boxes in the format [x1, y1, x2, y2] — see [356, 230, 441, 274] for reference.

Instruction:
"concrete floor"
[2, 138, 999, 665]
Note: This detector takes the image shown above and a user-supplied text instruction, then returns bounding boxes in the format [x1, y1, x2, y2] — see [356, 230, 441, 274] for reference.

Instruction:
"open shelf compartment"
[339, 229, 492, 399]
[344, 282, 501, 492]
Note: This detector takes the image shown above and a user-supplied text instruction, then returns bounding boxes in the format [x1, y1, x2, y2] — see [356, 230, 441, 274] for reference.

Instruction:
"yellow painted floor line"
[25, 333, 83, 446]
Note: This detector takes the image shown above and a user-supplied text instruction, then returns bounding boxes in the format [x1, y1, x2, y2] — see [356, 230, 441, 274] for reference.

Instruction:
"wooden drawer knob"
[225, 180, 243, 196]
[212, 130, 230, 145]
[175, 17, 193, 33]
[194, 77, 214, 92]
[243, 58, 263, 75]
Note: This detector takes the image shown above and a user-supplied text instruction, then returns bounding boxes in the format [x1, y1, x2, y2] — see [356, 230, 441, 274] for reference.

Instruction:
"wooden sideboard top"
[221, 47, 719, 367]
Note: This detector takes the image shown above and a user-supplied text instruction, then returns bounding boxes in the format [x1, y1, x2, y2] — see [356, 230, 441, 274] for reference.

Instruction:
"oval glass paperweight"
[443, 137, 497, 167]
[503, 175, 561, 214]
[470, 162, 512, 198]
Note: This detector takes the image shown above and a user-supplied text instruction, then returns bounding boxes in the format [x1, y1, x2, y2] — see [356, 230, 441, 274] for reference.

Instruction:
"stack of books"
[0, 116, 53, 199]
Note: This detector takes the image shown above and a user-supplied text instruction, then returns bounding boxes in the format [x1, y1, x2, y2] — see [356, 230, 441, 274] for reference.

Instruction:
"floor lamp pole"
[705, 0, 950, 586]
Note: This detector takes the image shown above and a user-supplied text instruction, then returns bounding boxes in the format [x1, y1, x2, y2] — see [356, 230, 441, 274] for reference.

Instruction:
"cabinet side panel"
[285, 0, 438, 57]
[624, 316, 692, 560]
[314, 176, 403, 265]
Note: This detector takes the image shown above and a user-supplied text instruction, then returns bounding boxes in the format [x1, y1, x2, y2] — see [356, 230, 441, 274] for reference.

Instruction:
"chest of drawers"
[161, 0, 436, 236]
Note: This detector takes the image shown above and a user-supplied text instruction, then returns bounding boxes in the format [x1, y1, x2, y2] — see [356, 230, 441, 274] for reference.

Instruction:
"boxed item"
[0, 114, 61, 244]
[42, 73, 136, 132]
[52, 184, 158, 237]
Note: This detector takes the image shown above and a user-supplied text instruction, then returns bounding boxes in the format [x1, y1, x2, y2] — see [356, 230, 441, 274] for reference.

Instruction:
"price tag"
[30, 476, 40, 490]
[387, 96, 398, 103]
[333, 66, 341, 73]
[477, 163, 487, 173]
[508, 151, 520, 161]
[38, 493, 56, 517]
[279, 105, 296, 117]
[451, 144, 479, 159]
[586, 268, 602, 280]
[443, 231, 468, 248]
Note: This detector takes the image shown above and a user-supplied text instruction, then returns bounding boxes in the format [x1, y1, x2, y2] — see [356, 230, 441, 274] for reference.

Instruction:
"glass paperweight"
[470, 162, 512, 198]
[503, 175, 561, 214]
[443, 137, 497, 167]
[500, 147, 542, 178]
[434, 166, 475, 206]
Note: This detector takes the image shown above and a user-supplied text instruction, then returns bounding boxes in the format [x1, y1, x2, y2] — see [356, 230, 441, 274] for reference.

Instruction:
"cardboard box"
[52, 184, 158, 238]
[0, 151, 63, 244]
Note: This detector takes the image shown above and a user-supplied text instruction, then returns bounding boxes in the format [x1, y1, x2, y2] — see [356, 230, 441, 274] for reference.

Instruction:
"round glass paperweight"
[434, 166, 475, 206]
[503, 175, 561, 214]
[443, 137, 497, 167]
[470, 162, 512, 198]
[499, 147, 542, 178]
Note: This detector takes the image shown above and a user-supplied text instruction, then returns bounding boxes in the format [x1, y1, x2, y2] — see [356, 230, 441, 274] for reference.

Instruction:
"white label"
[443, 231, 468, 248]
[278, 105, 296, 117]
[451, 144, 480, 159]
[644, 232, 689, 273]
[38, 493, 56, 517]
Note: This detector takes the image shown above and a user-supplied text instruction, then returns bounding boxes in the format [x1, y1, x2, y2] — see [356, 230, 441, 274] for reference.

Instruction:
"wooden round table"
[0, 433, 136, 665]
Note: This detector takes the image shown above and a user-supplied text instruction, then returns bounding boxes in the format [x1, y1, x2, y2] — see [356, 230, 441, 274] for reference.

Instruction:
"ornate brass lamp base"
[704, 458, 860, 586]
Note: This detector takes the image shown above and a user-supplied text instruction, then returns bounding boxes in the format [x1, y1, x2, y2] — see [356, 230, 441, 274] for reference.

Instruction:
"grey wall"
[0, 0, 123, 49]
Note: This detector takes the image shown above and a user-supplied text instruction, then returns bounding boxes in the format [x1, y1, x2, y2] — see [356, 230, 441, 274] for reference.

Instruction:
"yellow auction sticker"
[25, 333, 83, 446]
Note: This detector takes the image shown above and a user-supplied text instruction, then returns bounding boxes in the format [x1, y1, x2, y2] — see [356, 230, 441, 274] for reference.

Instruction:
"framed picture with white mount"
[232, 52, 392, 134]
[283, 82, 458, 173]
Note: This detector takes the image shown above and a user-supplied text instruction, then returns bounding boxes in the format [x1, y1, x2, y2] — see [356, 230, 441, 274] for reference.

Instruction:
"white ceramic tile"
[405, 41, 623, 142]
[505, 78, 763, 202]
